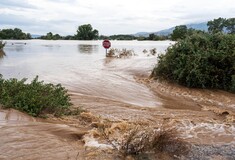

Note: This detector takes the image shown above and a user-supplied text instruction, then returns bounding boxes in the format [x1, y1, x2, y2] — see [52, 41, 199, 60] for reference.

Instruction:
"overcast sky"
[0, 0, 234, 35]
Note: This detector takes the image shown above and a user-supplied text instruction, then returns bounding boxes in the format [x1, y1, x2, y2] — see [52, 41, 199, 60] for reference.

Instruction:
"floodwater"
[0, 40, 235, 159]
[0, 40, 170, 107]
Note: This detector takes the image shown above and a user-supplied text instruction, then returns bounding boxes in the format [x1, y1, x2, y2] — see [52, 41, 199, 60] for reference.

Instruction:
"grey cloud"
[0, 13, 78, 35]
[0, 0, 37, 9]
[0, 14, 77, 26]
[0, 14, 34, 26]
[0, 0, 235, 35]
[46, 0, 75, 3]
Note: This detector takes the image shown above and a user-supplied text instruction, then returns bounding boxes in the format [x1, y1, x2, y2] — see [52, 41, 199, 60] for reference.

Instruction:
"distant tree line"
[99, 34, 169, 41]
[39, 32, 62, 40]
[38, 24, 99, 40]
[38, 32, 75, 40]
[0, 28, 31, 39]
[137, 34, 169, 41]
[171, 17, 235, 40]
[0, 24, 170, 41]
[1, 18, 234, 41]
[100, 34, 136, 40]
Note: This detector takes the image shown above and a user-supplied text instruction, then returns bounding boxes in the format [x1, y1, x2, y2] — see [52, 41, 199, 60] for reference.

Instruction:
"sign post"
[102, 39, 111, 56]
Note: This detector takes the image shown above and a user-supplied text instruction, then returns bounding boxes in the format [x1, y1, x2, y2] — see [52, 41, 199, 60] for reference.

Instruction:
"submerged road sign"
[102, 39, 111, 49]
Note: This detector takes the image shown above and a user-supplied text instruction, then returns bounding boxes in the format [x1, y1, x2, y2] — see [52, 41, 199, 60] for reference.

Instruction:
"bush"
[0, 50, 6, 59]
[0, 41, 6, 50]
[0, 75, 72, 116]
[99, 125, 188, 159]
[152, 32, 235, 92]
[106, 48, 135, 58]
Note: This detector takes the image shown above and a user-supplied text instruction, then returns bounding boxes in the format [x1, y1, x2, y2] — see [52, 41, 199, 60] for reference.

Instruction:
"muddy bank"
[70, 75, 235, 145]
[1, 83, 235, 160]
[68, 76, 235, 159]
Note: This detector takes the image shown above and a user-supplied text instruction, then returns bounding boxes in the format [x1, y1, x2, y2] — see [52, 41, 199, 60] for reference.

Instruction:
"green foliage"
[108, 34, 136, 40]
[39, 32, 62, 40]
[225, 18, 235, 34]
[148, 33, 155, 40]
[75, 24, 99, 40]
[171, 25, 188, 40]
[208, 17, 235, 34]
[63, 35, 75, 40]
[136, 34, 169, 41]
[0, 75, 72, 116]
[0, 28, 31, 39]
[152, 32, 235, 92]
[207, 17, 226, 34]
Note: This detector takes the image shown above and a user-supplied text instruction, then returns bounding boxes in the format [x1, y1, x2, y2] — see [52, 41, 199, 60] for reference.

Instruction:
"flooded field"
[0, 40, 170, 106]
[0, 40, 234, 159]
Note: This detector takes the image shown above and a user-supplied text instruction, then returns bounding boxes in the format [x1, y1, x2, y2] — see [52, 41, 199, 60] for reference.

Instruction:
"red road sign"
[102, 39, 111, 49]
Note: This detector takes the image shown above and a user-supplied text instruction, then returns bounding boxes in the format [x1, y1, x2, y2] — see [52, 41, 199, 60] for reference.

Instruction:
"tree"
[0, 28, 30, 39]
[225, 18, 235, 34]
[46, 32, 53, 40]
[63, 35, 75, 40]
[26, 33, 32, 39]
[53, 34, 61, 40]
[207, 17, 226, 34]
[171, 25, 188, 40]
[75, 24, 99, 40]
[148, 33, 155, 40]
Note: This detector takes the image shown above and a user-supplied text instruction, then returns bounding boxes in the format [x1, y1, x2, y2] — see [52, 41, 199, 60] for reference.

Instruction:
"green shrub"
[0, 75, 72, 116]
[152, 32, 235, 92]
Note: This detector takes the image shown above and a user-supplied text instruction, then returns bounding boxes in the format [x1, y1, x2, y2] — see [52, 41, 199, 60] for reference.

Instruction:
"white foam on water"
[83, 135, 113, 150]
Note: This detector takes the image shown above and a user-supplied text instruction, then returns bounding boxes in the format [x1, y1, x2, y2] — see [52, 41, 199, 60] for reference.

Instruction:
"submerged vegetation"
[98, 123, 189, 159]
[0, 50, 6, 59]
[106, 48, 136, 58]
[152, 17, 235, 92]
[0, 41, 6, 50]
[0, 75, 72, 117]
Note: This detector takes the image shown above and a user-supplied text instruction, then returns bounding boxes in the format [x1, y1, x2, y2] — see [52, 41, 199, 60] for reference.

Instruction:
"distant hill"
[134, 22, 208, 37]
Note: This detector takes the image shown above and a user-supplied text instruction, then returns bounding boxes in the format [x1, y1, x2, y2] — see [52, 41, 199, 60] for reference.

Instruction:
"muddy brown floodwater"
[0, 40, 234, 159]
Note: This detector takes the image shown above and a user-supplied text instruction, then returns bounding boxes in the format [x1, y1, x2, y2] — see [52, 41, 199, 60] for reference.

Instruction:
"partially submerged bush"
[0, 41, 6, 50]
[106, 48, 136, 58]
[100, 125, 188, 158]
[106, 48, 117, 57]
[149, 48, 157, 55]
[152, 33, 235, 92]
[0, 75, 72, 116]
[0, 50, 6, 59]
[119, 126, 188, 157]
[143, 48, 157, 56]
